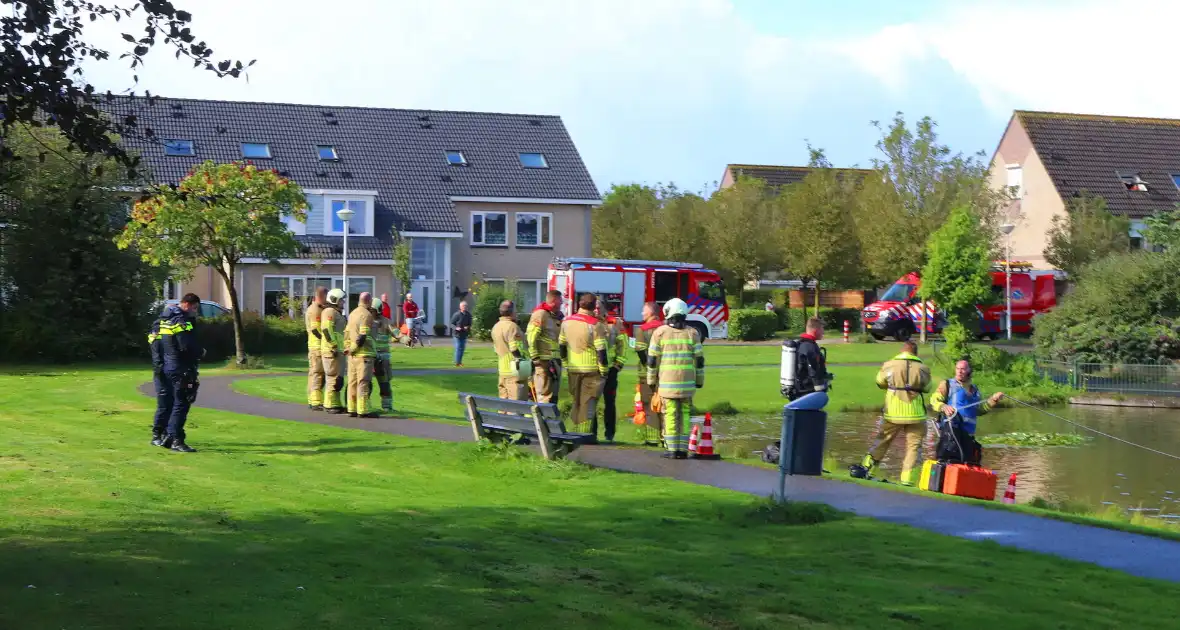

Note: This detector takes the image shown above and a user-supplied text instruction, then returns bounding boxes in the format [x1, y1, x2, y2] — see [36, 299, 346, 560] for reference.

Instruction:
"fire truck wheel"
[894, 324, 914, 342]
[689, 322, 709, 344]
[870, 332, 885, 341]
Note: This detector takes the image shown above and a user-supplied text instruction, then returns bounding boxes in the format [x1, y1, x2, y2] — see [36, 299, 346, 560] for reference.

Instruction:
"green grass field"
[3, 365, 1180, 628]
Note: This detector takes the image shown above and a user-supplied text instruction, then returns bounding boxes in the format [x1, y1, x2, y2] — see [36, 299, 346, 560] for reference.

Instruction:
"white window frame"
[241, 142, 272, 159]
[326, 198, 374, 237]
[515, 211, 554, 248]
[484, 278, 545, 312]
[470, 211, 508, 246]
[1005, 164, 1023, 198]
[263, 274, 376, 317]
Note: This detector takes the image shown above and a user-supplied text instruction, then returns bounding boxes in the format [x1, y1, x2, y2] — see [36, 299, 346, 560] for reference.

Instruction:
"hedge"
[780, 307, 862, 333]
[197, 313, 306, 361]
[727, 309, 778, 341]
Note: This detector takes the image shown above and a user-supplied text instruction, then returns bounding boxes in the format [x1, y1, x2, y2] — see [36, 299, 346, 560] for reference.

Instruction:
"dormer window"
[241, 143, 272, 159]
[1118, 172, 1149, 192]
[445, 151, 467, 166]
[317, 145, 338, 160]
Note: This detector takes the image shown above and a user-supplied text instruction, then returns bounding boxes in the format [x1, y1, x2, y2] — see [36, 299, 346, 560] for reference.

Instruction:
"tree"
[117, 161, 308, 364]
[779, 147, 863, 316]
[0, 125, 163, 361]
[391, 227, 411, 325]
[593, 184, 659, 259]
[920, 206, 995, 356]
[0, 1, 253, 173]
[1043, 193, 1131, 277]
[1143, 204, 1180, 252]
[701, 176, 781, 297]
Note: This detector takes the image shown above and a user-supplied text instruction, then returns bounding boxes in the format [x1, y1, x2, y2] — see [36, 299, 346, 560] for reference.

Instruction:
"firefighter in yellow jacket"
[492, 300, 529, 400]
[305, 286, 329, 410]
[526, 289, 563, 404]
[319, 288, 348, 414]
[597, 300, 628, 443]
[851, 340, 932, 485]
[559, 293, 609, 436]
[632, 301, 663, 445]
[647, 298, 704, 459]
[344, 292, 379, 418]
[370, 297, 395, 412]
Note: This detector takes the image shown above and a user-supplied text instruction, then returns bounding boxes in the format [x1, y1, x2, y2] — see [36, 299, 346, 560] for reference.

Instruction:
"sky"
[79, 0, 1180, 192]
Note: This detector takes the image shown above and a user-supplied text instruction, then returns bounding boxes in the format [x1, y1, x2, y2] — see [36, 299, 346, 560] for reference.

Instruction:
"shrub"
[471, 288, 513, 341]
[198, 313, 305, 361]
[727, 309, 778, 341]
[779, 307, 861, 334]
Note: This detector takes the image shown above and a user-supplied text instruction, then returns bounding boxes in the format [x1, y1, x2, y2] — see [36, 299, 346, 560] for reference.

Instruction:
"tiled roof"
[1017, 110, 1180, 219]
[295, 235, 392, 260]
[725, 164, 875, 189]
[102, 96, 601, 235]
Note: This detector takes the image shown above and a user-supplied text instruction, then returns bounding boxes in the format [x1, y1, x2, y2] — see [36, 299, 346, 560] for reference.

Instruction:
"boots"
[308, 404, 324, 411]
[661, 451, 689, 460]
[170, 439, 196, 453]
[360, 411, 380, 418]
[151, 431, 166, 447]
[381, 397, 392, 412]
[325, 407, 345, 415]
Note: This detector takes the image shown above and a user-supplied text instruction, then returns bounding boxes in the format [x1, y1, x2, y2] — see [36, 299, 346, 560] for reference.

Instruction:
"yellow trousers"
[346, 355, 374, 415]
[307, 348, 325, 406]
[865, 419, 926, 485]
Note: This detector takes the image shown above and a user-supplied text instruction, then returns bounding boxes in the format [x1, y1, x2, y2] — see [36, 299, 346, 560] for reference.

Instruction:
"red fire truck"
[546, 257, 730, 340]
[862, 262, 1061, 341]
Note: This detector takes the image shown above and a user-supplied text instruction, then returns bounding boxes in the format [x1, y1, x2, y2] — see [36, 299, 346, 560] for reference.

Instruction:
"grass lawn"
[3, 367, 1179, 628]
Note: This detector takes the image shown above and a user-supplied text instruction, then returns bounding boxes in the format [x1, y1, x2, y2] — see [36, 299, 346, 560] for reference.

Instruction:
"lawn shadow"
[210, 445, 401, 456]
[216, 437, 356, 448]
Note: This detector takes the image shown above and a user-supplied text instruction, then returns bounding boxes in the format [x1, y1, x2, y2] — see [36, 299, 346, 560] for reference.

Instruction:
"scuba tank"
[780, 339, 798, 398]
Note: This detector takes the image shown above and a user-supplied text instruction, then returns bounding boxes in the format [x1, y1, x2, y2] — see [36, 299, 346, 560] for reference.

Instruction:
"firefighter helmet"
[327, 288, 346, 304]
[371, 297, 384, 314]
[663, 298, 689, 319]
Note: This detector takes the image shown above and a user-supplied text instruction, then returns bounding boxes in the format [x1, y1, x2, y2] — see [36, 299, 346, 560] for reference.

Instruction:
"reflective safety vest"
[875, 352, 932, 424]
[604, 317, 627, 370]
[559, 309, 608, 375]
[633, 318, 663, 378]
[648, 324, 703, 399]
[372, 314, 392, 355]
[344, 306, 377, 357]
[305, 302, 325, 351]
[526, 306, 559, 361]
[492, 316, 527, 377]
[320, 306, 345, 354]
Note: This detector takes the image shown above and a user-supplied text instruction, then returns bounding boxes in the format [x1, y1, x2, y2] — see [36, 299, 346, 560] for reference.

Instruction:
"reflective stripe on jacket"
[492, 316, 526, 376]
[305, 302, 324, 351]
[559, 309, 608, 374]
[526, 306, 559, 360]
[648, 324, 703, 399]
[605, 318, 627, 369]
[344, 306, 377, 357]
[633, 318, 663, 377]
[320, 306, 345, 354]
[372, 314, 392, 354]
[875, 352, 931, 423]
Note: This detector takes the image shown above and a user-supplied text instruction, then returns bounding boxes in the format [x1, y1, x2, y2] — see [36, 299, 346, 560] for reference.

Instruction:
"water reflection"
[714, 405, 1180, 514]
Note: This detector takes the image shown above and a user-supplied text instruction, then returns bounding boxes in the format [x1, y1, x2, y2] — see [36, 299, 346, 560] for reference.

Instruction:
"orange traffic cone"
[687, 424, 700, 454]
[691, 412, 722, 460]
[1002, 473, 1018, 504]
[632, 384, 646, 425]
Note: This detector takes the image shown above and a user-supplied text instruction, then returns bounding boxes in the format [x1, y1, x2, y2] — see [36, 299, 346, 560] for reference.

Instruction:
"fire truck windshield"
[698, 279, 725, 302]
[880, 283, 915, 302]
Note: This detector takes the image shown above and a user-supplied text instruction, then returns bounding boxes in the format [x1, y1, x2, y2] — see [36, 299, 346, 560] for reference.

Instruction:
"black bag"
[935, 419, 981, 465]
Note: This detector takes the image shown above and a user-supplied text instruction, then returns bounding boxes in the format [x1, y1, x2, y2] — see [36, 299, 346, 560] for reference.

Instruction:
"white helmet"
[516, 356, 534, 380]
[371, 297, 384, 313]
[327, 288, 346, 304]
[663, 298, 689, 319]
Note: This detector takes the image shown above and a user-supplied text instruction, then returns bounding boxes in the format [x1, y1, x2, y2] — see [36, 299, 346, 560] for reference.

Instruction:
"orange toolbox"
[942, 464, 997, 501]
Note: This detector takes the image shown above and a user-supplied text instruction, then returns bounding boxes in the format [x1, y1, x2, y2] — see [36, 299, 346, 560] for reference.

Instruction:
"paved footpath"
[166, 372, 1180, 583]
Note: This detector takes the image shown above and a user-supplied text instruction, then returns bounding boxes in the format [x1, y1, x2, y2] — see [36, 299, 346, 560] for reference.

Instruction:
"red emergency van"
[547, 257, 729, 340]
[862, 262, 1060, 341]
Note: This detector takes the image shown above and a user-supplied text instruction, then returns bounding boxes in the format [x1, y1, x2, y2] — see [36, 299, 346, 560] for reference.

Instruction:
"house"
[109, 97, 600, 329]
[719, 163, 875, 192]
[989, 110, 1180, 269]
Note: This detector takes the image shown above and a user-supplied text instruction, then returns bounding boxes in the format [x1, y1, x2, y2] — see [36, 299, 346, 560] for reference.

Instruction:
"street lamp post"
[1000, 223, 1015, 340]
[336, 206, 356, 311]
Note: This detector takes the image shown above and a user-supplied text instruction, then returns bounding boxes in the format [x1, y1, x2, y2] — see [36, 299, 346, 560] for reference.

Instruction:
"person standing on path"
[526, 290, 563, 404]
[632, 301, 664, 446]
[492, 300, 528, 400]
[646, 298, 704, 459]
[597, 300, 628, 443]
[319, 288, 348, 414]
[344, 292, 379, 418]
[852, 340, 932, 485]
[370, 297, 395, 413]
[559, 293, 609, 435]
[305, 286, 329, 411]
[450, 300, 472, 367]
[150, 292, 203, 453]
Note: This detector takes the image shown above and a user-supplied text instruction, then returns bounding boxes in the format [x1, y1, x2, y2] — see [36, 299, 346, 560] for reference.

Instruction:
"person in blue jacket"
[150, 293, 203, 452]
[930, 359, 1004, 437]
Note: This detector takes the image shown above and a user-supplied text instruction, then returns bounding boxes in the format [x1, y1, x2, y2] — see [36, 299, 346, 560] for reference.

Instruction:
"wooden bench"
[457, 393, 595, 460]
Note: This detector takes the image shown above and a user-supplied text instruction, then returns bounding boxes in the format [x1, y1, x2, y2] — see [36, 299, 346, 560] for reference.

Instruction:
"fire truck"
[546, 257, 729, 340]
[862, 262, 1061, 341]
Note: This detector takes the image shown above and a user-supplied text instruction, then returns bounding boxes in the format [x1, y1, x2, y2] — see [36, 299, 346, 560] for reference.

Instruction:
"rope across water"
[1003, 394, 1180, 462]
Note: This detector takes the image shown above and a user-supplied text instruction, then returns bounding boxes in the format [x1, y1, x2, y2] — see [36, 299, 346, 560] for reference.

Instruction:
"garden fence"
[1035, 359, 1180, 397]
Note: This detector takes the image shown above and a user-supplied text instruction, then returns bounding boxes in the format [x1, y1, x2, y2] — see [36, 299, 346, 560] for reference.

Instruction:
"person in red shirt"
[403, 292, 419, 321]
[380, 293, 392, 320]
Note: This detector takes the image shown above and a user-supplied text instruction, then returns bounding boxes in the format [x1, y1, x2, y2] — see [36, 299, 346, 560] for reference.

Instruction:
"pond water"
[712, 404, 1180, 516]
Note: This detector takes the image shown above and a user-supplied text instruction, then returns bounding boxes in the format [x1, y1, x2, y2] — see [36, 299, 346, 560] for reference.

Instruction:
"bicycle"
[405, 314, 431, 348]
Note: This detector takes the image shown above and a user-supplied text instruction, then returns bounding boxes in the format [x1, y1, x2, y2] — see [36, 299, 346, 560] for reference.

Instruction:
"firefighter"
[559, 293, 609, 435]
[320, 288, 348, 414]
[371, 297, 394, 412]
[527, 289, 563, 404]
[492, 300, 528, 400]
[150, 293, 203, 453]
[344, 292, 379, 418]
[632, 301, 663, 445]
[792, 318, 831, 400]
[305, 286, 329, 410]
[851, 340, 932, 485]
[596, 299, 627, 443]
[647, 298, 704, 459]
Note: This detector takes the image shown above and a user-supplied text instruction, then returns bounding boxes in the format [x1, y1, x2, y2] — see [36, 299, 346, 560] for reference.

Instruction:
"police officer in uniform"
[150, 293, 202, 452]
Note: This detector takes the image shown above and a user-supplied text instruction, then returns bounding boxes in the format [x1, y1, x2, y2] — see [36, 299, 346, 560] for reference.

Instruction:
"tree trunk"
[813, 277, 820, 319]
[919, 298, 928, 344]
[217, 261, 247, 365]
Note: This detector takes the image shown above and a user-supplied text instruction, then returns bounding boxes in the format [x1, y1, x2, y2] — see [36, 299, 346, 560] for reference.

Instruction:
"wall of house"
[238, 263, 394, 315]
[450, 201, 592, 308]
[989, 117, 1065, 270]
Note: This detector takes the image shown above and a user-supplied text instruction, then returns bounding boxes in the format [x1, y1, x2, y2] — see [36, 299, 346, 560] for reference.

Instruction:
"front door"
[411, 280, 435, 332]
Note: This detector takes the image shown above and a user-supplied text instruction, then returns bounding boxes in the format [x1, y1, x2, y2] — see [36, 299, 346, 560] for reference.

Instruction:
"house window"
[411, 238, 444, 280]
[516, 212, 553, 247]
[164, 139, 194, 156]
[1131, 237, 1144, 250]
[334, 276, 375, 311]
[241, 143, 272, 159]
[264, 277, 290, 317]
[1006, 164, 1023, 198]
[471, 212, 507, 246]
[1118, 172, 1148, 191]
[162, 277, 181, 301]
[1171, 174, 1180, 191]
[445, 151, 467, 166]
[266, 276, 373, 317]
[329, 199, 368, 235]
[485, 279, 543, 313]
[317, 145, 339, 160]
[282, 206, 306, 236]
[519, 153, 548, 169]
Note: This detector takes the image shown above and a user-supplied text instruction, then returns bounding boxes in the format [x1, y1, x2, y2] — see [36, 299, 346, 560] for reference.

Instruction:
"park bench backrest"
[457, 393, 569, 460]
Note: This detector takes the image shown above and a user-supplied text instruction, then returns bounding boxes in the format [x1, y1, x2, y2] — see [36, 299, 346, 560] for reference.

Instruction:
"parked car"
[157, 299, 230, 319]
